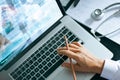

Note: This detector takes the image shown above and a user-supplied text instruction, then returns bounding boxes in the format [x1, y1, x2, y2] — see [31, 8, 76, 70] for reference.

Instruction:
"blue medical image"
[0, 0, 63, 63]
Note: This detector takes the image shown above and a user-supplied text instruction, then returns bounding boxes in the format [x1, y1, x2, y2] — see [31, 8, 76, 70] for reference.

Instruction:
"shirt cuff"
[100, 59, 119, 80]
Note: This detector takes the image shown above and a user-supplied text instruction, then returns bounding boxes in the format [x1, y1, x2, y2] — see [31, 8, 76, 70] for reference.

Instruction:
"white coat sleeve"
[101, 59, 120, 80]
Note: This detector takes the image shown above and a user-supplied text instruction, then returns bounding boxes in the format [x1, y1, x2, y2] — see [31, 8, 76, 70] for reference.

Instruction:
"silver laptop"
[0, 0, 113, 80]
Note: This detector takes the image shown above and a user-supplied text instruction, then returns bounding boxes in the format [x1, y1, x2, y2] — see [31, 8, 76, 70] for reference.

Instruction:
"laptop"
[0, 0, 113, 80]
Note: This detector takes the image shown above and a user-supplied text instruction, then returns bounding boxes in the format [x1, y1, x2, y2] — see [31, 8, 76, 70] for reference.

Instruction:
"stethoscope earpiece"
[91, 9, 104, 20]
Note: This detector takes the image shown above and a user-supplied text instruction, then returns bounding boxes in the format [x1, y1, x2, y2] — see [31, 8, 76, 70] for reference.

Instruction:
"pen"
[74, 0, 80, 7]
[64, 36, 77, 80]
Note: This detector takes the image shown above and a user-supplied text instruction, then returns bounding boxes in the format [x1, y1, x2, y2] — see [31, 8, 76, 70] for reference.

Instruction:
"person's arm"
[57, 42, 120, 80]
[101, 60, 120, 80]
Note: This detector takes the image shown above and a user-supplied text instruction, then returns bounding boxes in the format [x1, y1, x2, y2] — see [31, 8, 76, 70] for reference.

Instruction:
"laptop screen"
[0, 0, 63, 64]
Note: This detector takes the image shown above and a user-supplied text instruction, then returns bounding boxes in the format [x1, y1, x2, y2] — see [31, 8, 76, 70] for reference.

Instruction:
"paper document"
[66, 0, 120, 45]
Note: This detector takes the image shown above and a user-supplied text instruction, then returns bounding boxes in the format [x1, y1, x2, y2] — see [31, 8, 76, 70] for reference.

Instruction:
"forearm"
[100, 59, 120, 80]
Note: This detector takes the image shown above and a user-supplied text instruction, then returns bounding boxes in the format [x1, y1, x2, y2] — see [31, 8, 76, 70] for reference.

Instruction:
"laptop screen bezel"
[1, 0, 66, 70]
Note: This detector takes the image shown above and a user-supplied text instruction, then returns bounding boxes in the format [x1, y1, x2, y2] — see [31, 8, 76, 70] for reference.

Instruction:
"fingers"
[58, 49, 78, 59]
[69, 42, 81, 49]
[62, 62, 81, 72]
[58, 42, 82, 52]
[57, 42, 82, 60]
[71, 42, 82, 47]
[58, 47, 80, 53]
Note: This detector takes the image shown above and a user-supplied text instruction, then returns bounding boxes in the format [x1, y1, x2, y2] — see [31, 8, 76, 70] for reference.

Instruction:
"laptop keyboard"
[10, 27, 83, 80]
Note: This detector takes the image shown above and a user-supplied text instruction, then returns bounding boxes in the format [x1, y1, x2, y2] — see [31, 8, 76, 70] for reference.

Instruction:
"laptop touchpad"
[53, 68, 94, 80]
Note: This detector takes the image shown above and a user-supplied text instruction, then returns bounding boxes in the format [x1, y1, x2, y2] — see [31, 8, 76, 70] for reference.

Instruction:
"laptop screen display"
[0, 0, 63, 63]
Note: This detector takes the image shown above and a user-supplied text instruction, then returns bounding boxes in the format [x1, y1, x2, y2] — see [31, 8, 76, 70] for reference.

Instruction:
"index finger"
[57, 49, 78, 61]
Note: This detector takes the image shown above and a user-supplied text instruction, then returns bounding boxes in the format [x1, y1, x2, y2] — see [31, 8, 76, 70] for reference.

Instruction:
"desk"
[60, 0, 120, 80]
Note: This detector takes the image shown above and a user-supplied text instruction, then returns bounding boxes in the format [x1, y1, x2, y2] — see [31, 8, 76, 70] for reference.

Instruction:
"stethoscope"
[90, 2, 120, 41]
[91, 2, 120, 20]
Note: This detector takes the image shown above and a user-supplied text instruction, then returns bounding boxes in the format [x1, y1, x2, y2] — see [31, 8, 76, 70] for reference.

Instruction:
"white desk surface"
[67, 0, 120, 45]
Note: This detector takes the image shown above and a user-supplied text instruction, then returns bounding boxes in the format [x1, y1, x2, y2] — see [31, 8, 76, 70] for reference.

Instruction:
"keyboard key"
[43, 59, 64, 78]
[55, 37, 59, 41]
[45, 52, 50, 56]
[16, 70, 22, 75]
[26, 69, 31, 73]
[38, 64, 43, 68]
[38, 58, 42, 63]
[63, 28, 68, 34]
[55, 55, 60, 60]
[21, 67, 26, 71]
[30, 71, 35, 76]
[34, 62, 39, 66]
[29, 60, 33, 65]
[49, 48, 54, 52]
[44, 47, 48, 51]
[61, 43, 65, 47]
[38, 76, 45, 80]
[39, 69, 44, 74]
[34, 67, 39, 72]
[53, 44, 58, 49]
[22, 72, 27, 77]
[43, 66, 48, 70]
[46, 57, 50, 62]
[69, 35, 76, 41]
[25, 63, 29, 68]
[16, 76, 23, 80]
[47, 43, 52, 48]
[12, 73, 18, 79]
[51, 59, 56, 63]
[30, 65, 35, 70]
[32, 57, 37, 61]
[59, 33, 63, 37]
[47, 62, 52, 67]
[31, 77, 36, 80]
[67, 31, 72, 36]
[42, 61, 47, 65]
[74, 37, 79, 42]
[23, 78, 27, 80]
[62, 56, 68, 60]
[56, 41, 61, 46]
[35, 50, 39, 54]
[36, 73, 41, 77]
[36, 53, 41, 58]
[54, 51, 58, 55]
[40, 50, 45, 54]
[26, 74, 31, 79]
[60, 38, 64, 42]
[51, 40, 56, 44]
[50, 54, 54, 58]
[41, 55, 46, 59]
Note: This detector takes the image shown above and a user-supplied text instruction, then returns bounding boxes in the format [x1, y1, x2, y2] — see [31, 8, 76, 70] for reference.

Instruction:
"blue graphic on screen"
[0, 0, 63, 63]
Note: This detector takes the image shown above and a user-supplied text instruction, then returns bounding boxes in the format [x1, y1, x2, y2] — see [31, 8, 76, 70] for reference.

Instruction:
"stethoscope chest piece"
[91, 2, 120, 20]
[91, 9, 104, 20]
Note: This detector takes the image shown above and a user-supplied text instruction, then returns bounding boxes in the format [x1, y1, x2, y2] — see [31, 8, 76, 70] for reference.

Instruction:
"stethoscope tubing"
[103, 2, 120, 12]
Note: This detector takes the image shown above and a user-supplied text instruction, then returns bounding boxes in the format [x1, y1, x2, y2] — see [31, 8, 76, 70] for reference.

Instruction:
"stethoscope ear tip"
[91, 9, 104, 20]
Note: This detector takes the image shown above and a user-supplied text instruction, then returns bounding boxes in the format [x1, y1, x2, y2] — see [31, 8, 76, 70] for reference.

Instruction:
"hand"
[57, 42, 104, 74]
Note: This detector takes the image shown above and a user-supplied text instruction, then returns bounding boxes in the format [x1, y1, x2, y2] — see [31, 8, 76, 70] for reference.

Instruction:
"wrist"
[94, 59, 105, 74]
